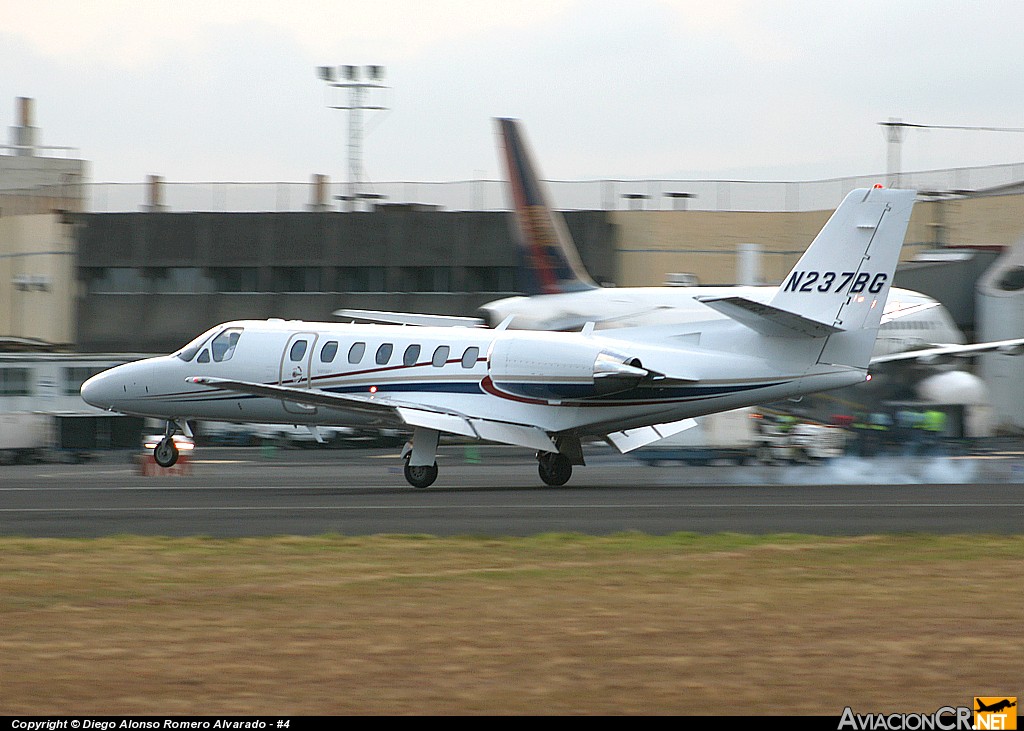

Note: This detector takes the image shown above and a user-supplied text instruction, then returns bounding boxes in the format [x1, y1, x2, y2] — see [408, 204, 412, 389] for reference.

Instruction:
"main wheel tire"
[538, 453, 572, 487]
[153, 438, 179, 468]
[404, 461, 438, 489]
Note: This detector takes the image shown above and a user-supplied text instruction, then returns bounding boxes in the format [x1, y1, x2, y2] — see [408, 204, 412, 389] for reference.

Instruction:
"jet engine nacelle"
[487, 336, 647, 400]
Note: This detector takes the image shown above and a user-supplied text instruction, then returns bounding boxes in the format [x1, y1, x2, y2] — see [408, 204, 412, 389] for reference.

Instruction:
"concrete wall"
[0, 155, 87, 215]
[612, 193, 1024, 287]
[74, 209, 617, 352]
[0, 213, 77, 346]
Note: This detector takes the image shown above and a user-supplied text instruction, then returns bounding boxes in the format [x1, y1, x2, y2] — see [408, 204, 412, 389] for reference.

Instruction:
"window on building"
[85, 267, 149, 293]
[64, 366, 106, 396]
[210, 268, 259, 292]
[149, 267, 217, 293]
[335, 267, 386, 292]
[273, 267, 322, 293]
[0, 369, 31, 396]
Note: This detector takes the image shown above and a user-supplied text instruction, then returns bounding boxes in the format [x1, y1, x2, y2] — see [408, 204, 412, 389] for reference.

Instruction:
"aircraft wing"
[879, 300, 941, 324]
[869, 337, 1024, 365]
[186, 376, 559, 453]
[334, 308, 487, 328]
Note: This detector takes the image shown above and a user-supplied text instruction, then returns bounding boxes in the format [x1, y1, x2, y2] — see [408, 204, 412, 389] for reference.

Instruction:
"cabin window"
[403, 344, 421, 366]
[320, 341, 338, 363]
[431, 345, 450, 367]
[197, 349, 211, 363]
[461, 347, 479, 369]
[64, 366, 106, 395]
[289, 340, 308, 362]
[211, 327, 243, 362]
[376, 343, 394, 365]
[348, 342, 366, 364]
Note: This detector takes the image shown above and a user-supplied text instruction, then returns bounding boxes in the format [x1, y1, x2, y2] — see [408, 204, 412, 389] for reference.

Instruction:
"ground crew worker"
[922, 408, 946, 454]
[896, 408, 922, 455]
[869, 411, 892, 454]
[852, 412, 870, 456]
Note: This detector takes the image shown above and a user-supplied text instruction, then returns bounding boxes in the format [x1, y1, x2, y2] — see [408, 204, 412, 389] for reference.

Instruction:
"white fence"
[6, 161, 1024, 214]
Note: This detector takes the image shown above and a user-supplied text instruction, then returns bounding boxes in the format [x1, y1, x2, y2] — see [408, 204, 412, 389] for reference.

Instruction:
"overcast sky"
[4, 0, 1024, 186]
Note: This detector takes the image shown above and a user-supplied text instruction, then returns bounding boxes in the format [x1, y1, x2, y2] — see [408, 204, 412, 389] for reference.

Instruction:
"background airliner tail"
[497, 118, 597, 295]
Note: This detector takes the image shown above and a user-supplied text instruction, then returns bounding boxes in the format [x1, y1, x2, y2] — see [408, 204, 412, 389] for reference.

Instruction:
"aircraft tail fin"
[769, 186, 917, 368]
[497, 118, 598, 295]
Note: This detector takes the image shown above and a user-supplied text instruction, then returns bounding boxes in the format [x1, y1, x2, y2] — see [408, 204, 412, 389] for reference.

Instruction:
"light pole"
[878, 118, 1024, 189]
[318, 65, 389, 211]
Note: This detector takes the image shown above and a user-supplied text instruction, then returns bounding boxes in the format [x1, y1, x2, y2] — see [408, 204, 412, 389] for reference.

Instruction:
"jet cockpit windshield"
[174, 326, 221, 362]
[174, 325, 245, 363]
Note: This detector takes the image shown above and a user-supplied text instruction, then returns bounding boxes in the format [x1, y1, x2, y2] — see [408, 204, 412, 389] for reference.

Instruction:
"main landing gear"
[402, 427, 440, 489]
[403, 460, 439, 489]
[537, 452, 572, 486]
[398, 429, 580, 489]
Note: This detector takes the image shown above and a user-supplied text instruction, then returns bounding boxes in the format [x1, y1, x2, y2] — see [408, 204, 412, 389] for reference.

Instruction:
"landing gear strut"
[401, 427, 440, 488]
[537, 452, 572, 486]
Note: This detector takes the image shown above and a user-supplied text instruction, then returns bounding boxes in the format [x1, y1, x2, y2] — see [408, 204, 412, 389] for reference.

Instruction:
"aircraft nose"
[81, 369, 118, 409]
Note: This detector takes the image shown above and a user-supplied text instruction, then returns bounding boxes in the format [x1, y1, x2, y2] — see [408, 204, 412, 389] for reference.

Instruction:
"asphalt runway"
[2, 444, 1024, 537]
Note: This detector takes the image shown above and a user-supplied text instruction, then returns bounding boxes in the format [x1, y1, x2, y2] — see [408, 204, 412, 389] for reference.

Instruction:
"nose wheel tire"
[404, 461, 438, 489]
[154, 437, 179, 468]
[538, 453, 572, 486]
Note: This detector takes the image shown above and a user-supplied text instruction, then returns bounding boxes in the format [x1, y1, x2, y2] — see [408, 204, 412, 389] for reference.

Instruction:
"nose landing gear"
[153, 436, 179, 468]
[153, 420, 191, 468]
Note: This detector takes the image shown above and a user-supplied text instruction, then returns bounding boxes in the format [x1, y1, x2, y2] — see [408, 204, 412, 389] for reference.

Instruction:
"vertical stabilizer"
[771, 186, 917, 369]
[770, 187, 916, 330]
[497, 118, 597, 294]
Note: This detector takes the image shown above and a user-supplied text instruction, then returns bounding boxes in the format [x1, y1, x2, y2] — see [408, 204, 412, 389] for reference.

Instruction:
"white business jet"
[82, 186, 914, 488]
[339, 119, 1024, 409]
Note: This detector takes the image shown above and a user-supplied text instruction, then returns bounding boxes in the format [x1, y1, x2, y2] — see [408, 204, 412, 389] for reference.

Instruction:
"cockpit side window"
[211, 327, 244, 362]
[197, 349, 211, 363]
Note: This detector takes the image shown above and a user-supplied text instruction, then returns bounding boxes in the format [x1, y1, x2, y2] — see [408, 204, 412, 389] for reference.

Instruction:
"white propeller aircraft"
[83, 186, 915, 488]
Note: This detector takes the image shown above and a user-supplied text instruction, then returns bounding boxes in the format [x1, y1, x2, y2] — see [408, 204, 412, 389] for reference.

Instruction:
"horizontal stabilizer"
[605, 418, 698, 453]
[695, 296, 842, 337]
[334, 309, 486, 328]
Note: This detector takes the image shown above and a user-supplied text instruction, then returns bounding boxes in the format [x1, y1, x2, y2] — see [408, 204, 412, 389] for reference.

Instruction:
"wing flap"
[605, 418, 698, 453]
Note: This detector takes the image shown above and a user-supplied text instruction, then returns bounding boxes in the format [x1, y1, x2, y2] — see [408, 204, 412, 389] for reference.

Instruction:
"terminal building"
[4, 96, 1024, 433]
